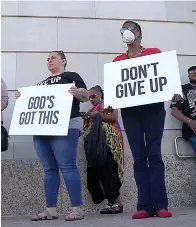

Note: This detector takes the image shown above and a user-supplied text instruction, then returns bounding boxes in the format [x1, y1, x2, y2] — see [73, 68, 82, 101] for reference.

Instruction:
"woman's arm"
[1, 79, 9, 111]
[74, 88, 89, 103]
[68, 72, 88, 103]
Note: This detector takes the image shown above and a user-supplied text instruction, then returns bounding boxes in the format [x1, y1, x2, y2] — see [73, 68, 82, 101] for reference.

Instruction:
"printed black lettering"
[19, 112, 26, 125]
[19, 111, 36, 125]
[116, 84, 124, 98]
[138, 80, 146, 95]
[33, 97, 41, 109]
[124, 83, 128, 97]
[150, 78, 159, 93]
[39, 96, 47, 109]
[52, 111, 59, 124]
[121, 68, 129, 82]
[159, 77, 167, 91]
[138, 65, 147, 79]
[116, 82, 146, 98]
[128, 82, 137, 96]
[42, 111, 51, 124]
[151, 62, 159, 76]
[129, 67, 138, 80]
[47, 96, 55, 109]
[28, 97, 35, 110]
[29, 111, 36, 124]
[49, 110, 54, 123]
[38, 110, 59, 124]
[38, 111, 45, 124]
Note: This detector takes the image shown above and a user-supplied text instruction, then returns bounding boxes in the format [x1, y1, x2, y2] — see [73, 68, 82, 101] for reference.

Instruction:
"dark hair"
[123, 20, 142, 40]
[90, 85, 104, 100]
[51, 50, 67, 69]
[188, 66, 196, 73]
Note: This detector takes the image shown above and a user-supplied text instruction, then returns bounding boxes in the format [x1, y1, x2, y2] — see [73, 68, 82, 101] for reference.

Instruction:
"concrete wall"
[1, 1, 196, 216]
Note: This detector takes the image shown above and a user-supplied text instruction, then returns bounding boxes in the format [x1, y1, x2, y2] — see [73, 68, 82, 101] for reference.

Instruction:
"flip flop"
[100, 204, 123, 214]
[65, 211, 84, 221]
[31, 211, 58, 221]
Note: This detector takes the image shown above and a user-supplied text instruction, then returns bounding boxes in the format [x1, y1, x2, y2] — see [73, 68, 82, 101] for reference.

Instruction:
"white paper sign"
[104, 50, 182, 109]
[9, 84, 73, 136]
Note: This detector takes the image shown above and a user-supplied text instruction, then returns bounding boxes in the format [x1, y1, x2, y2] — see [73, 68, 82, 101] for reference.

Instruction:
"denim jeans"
[33, 129, 83, 207]
[188, 136, 196, 152]
[121, 108, 168, 213]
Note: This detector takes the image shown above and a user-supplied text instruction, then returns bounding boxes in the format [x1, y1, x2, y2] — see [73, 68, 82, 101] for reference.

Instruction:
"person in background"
[16, 51, 88, 221]
[171, 66, 196, 151]
[82, 85, 124, 214]
[1, 78, 9, 114]
[113, 20, 172, 219]
[1, 78, 9, 152]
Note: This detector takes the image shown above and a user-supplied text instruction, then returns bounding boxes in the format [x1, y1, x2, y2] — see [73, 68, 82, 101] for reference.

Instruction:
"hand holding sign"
[104, 50, 182, 109]
[9, 84, 73, 136]
[15, 91, 21, 99]
[68, 82, 79, 96]
[172, 94, 184, 103]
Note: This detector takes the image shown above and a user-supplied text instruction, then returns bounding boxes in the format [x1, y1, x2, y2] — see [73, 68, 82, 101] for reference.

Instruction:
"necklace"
[126, 46, 145, 59]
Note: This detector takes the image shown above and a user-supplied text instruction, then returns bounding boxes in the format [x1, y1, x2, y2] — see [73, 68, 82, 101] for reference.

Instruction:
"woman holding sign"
[16, 51, 88, 221]
[113, 21, 172, 219]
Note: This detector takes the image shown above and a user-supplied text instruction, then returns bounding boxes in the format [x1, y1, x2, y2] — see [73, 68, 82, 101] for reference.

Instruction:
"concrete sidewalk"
[2, 207, 196, 227]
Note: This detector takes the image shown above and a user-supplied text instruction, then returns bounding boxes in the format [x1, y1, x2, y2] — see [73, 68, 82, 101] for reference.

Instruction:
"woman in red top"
[113, 20, 172, 219]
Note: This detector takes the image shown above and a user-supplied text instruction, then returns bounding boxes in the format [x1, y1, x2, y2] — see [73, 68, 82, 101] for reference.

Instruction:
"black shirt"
[37, 72, 87, 119]
[170, 83, 196, 140]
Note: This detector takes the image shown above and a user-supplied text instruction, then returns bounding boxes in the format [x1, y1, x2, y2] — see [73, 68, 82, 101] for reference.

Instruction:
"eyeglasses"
[189, 70, 196, 74]
[89, 94, 96, 100]
[120, 25, 137, 35]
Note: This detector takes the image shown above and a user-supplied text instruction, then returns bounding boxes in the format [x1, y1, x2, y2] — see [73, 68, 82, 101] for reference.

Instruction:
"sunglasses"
[89, 94, 97, 100]
[120, 25, 137, 35]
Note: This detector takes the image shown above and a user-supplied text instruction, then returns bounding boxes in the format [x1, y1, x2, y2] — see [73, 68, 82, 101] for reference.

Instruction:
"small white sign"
[104, 50, 182, 109]
[9, 84, 73, 136]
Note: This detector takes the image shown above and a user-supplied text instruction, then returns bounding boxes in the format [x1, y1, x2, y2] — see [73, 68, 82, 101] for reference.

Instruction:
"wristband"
[188, 119, 192, 125]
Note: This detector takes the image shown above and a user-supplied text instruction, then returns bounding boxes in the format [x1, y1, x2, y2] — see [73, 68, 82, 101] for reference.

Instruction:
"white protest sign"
[104, 50, 182, 109]
[9, 84, 73, 136]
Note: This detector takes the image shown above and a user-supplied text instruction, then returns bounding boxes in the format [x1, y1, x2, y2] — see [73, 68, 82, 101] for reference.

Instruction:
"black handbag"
[84, 114, 107, 167]
[1, 124, 9, 152]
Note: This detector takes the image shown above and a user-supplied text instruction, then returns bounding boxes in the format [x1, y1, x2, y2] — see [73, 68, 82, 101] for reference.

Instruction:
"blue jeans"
[188, 136, 196, 152]
[121, 108, 168, 213]
[33, 129, 83, 207]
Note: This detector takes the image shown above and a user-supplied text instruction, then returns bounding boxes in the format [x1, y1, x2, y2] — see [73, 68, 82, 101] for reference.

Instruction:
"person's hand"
[82, 114, 89, 120]
[103, 106, 114, 114]
[189, 120, 196, 134]
[69, 82, 79, 97]
[172, 94, 184, 103]
[88, 112, 97, 119]
[15, 91, 21, 99]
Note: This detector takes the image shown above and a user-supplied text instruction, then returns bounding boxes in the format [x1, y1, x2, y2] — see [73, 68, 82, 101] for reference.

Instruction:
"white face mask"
[122, 30, 135, 44]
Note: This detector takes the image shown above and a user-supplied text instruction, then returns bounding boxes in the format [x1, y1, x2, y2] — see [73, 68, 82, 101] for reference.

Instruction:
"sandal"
[100, 204, 123, 214]
[65, 211, 84, 221]
[31, 211, 58, 221]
